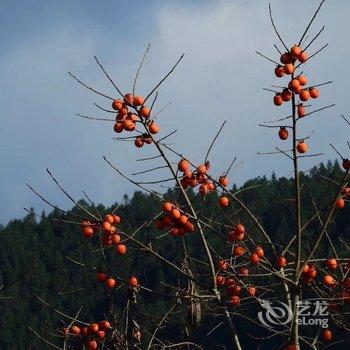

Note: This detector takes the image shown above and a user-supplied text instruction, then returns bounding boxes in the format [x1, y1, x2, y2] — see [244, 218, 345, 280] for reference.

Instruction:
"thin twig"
[298, 0, 327, 47]
[68, 72, 114, 100]
[205, 121, 226, 162]
[132, 43, 150, 96]
[268, 3, 289, 52]
[144, 54, 184, 104]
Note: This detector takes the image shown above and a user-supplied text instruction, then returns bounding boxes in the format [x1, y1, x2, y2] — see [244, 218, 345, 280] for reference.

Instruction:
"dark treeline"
[0, 160, 349, 349]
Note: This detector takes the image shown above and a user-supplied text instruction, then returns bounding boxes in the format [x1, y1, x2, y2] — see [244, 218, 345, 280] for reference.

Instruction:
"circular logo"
[258, 299, 293, 329]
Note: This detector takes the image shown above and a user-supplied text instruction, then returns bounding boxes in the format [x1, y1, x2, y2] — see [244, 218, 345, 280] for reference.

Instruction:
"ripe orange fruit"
[248, 286, 256, 296]
[143, 134, 152, 144]
[99, 320, 111, 330]
[86, 340, 98, 350]
[336, 198, 345, 208]
[255, 246, 265, 258]
[178, 214, 188, 226]
[113, 122, 124, 133]
[199, 184, 208, 195]
[342, 159, 350, 171]
[296, 141, 308, 154]
[170, 209, 181, 220]
[281, 89, 292, 102]
[112, 99, 123, 111]
[184, 221, 195, 233]
[216, 275, 225, 286]
[207, 182, 215, 191]
[275, 65, 285, 77]
[134, 136, 144, 148]
[162, 202, 173, 212]
[309, 87, 320, 99]
[116, 244, 127, 255]
[326, 258, 337, 270]
[124, 120, 136, 131]
[273, 94, 283, 106]
[288, 78, 301, 92]
[70, 325, 81, 335]
[219, 176, 229, 187]
[323, 275, 336, 286]
[149, 122, 160, 134]
[229, 295, 240, 306]
[197, 164, 207, 174]
[233, 246, 245, 257]
[322, 329, 332, 341]
[297, 75, 307, 86]
[89, 323, 99, 333]
[277, 256, 287, 268]
[280, 53, 292, 64]
[82, 226, 94, 238]
[298, 51, 309, 63]
[97, 272, 107, 282]
[127, 112, 139, 122]
[278, 127, 289, 140]
[178, 159, 189, 172]
[307, 265, 317, 279]
[101, 221, 112, 232]
[299, 89, 310, 101]
[123, 93, 134, 106]
[105, 278, 117, 289]
[133, 95, 144, 106]
[105, 214, 114, 224]
[218, 196, 229, 208]
[283, 63, 294, 75]
[111, 234, 121, 245]
[290, 45, 302, 57]
[129, 276, 138, 287]
[112, 214, 121, 224]
[250, 253, 260, 265]
[139, 106, 150, 118]
[235, 224, 245, 234]
[297, 104, 305, 117]
[227, 284, 242, 296]
[218, 260, 228, 270]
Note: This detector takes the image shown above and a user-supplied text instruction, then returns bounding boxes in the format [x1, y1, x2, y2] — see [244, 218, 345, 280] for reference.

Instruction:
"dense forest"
[1, 160, 349, 349]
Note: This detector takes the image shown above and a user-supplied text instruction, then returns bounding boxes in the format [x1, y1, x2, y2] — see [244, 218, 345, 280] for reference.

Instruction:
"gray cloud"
[1, 0, 349, 224]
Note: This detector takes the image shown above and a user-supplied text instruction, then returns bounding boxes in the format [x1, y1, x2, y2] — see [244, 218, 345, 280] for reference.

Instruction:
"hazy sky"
[1, 0, 349, 224]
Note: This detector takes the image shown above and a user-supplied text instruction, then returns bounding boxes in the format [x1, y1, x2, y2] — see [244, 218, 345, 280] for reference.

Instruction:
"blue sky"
[1, 0, 349, 224]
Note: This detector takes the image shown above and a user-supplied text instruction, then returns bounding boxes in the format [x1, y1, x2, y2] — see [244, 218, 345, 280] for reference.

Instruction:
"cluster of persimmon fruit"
[96, 272, 139, 290]
[216, 268, 257, 307]
[273, 45, 321, 155]
[112, 93, 160, 148]
[81, 214, 127, 255]
[155, 201, 195, 236]
[177, 158, 231, 208]
[63, 320, 111, 350]
[221, 222, 290, 272]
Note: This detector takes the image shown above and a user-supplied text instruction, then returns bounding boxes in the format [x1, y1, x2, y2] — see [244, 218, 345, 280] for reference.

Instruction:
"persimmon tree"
[27, 1, 350, 349]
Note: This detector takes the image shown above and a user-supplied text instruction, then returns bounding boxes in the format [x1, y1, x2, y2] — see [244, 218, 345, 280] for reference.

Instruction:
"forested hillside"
[0, 160, 349, 349]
